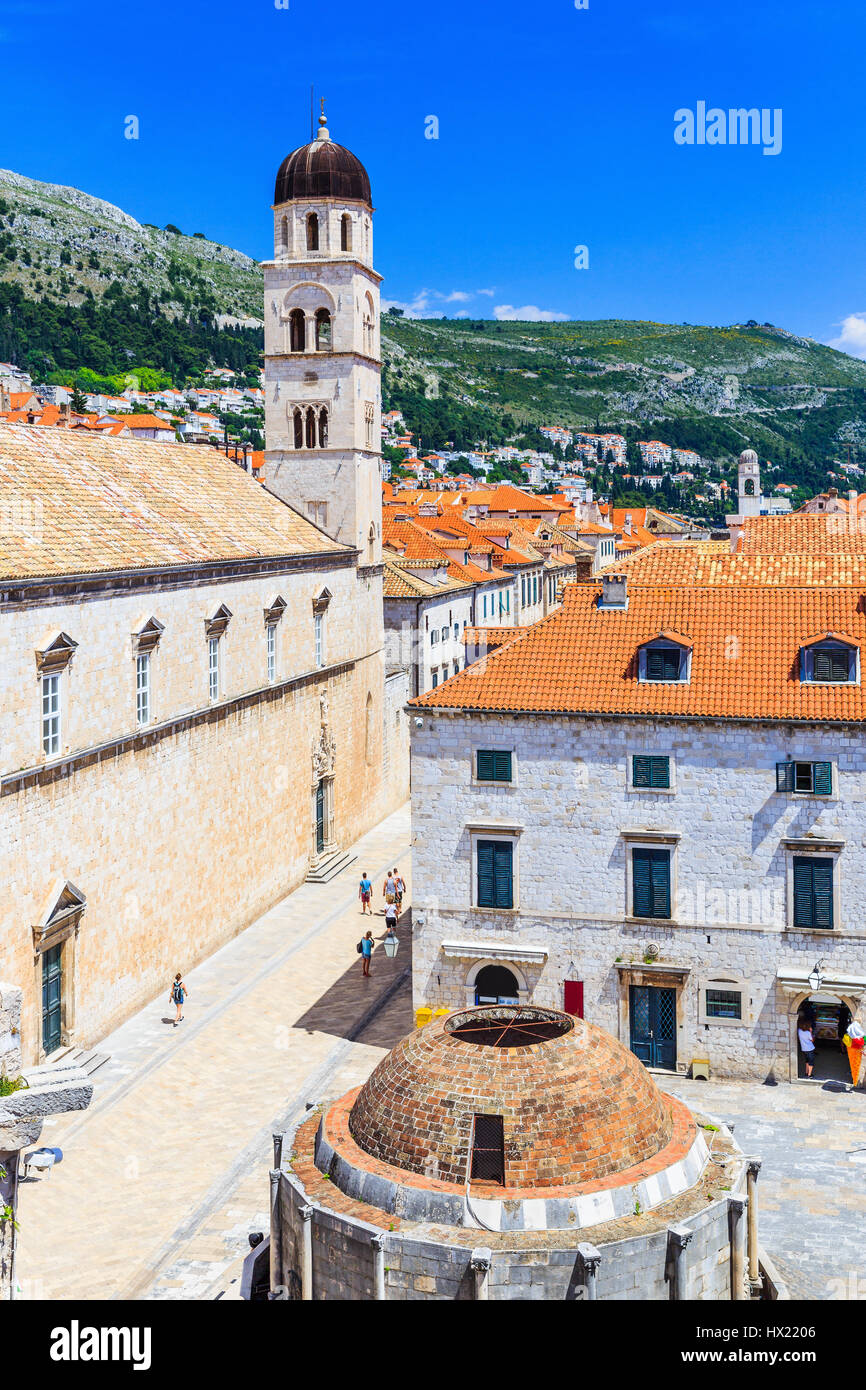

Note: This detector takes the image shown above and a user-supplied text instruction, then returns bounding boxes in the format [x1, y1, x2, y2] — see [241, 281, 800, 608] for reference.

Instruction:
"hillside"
[380, 315, 866, 471]
[2, 168, 866, 482]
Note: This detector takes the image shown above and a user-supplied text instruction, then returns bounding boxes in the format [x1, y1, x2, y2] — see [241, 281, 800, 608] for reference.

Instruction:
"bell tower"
[263, 107, 382, 564]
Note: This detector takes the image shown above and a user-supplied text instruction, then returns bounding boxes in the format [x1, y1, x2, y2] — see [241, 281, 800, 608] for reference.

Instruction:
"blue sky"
[3, 0, 866, 353]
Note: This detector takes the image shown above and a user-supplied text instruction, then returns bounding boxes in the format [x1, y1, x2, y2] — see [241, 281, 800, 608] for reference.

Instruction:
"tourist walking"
[359, 871, 372, 914]
[798, 1015, 816, 1078]
[170, 972, 188, 1027]
[360, 930, 374, 977]
[383, 871, 396, 913]
[393, 868, 405, 912]
[384, 900, 398, 933]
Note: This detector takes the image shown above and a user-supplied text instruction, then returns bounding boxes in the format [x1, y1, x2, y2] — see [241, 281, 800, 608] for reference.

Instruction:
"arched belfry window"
[318, 407, 329, 448]
[341, 214, 352, 252]
[279, 215, 289, 257]
[306, 213, 319, 251]
[315, 309, 331, 351]
[305, 408, 316, 449]
[293, 408, 303, 449]
[743, 477, 755, 496]
[289, 308, 305, 353]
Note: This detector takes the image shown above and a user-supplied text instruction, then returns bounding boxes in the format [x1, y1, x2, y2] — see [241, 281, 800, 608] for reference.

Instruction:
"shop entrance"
[797, 993, 852, 1082]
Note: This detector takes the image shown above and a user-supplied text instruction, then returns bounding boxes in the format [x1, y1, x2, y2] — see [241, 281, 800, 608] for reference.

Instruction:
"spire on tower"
[317, 97, 329, 141]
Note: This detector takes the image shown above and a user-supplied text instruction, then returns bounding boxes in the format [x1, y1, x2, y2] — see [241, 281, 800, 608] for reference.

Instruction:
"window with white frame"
[136, 652, 151, 725]
[314, 613, 324, 668]
[208, 637, 221, 701]
[266, 623, 277, 683]
[42, 672, 61, 756]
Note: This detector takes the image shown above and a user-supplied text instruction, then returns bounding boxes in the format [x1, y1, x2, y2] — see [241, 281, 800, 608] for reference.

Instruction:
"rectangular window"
[476, 839, 514, 909]
[532, 574, 538, 604]
[314, 614, 324, 667]
[645, 647, 682, 682]
[632, 847, 671, 919]
[705, 989, 742, 1020]
[208, 637, 220, 700]
[471, 1113, 505, 1184]
[476, 749, 512, 782]
[521, 577, 526, 607]
[454, 623, 460, 639]
[792, 856, 834, 930]
[812, 648, 851, 683]
[776, 761, 832, 795]
[632, 754, 671, 789]
[442, 626, 449, 642]
[41, 672, 61, 756]
[431, 629, 439, 645]
[431, 669, 439, 688]
[483, 595, 488, 620]
[505, 590, 510, 614]
[266, 624, 276, 683]
[136, 653, 150, 725]
[453, 661, 460, 677]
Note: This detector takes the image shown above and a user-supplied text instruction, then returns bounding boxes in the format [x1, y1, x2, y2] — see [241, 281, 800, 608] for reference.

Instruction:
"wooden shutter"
[650, 850, 671, 918]
[477, 841, 495, 906]
[633, 755, 652, 787]
[812, 762, 832, 796]
[776, 761, 795, 792]
[813, 650, 831, 682]
[633, 848, 670, 918]
[476, 750, 495, 781]
[812, 859, 834, 929]
[632, 849, 653, 917]
[792, 857, 813, 927]
[650, 756, 670, 788]
[646, 649, 665, 682]
[494, 751, 512, 782]
[493, 842, 514, 908]
[662, 649, 681, 680]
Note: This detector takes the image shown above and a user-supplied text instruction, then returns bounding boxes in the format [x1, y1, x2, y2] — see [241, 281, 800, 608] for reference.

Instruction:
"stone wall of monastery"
[0, 559, 401, 1064]
[409, 711, 866, 1081]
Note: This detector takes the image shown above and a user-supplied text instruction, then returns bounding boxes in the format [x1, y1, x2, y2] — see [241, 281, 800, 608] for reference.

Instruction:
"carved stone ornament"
[311, 728, 337, 786]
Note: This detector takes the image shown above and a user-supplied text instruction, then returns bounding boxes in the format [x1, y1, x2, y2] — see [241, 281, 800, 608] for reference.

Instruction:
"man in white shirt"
[797, 1020, 816, 1078]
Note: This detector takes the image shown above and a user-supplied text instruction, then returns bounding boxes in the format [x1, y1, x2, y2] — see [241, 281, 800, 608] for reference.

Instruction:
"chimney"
[59, 401, 70, 427]
[0, 385, 10, 413]
[828, 487, 838, 498]
[624, 511, 633, 534]
[599, 572, 628, 609]
[849, 489, 857, 504]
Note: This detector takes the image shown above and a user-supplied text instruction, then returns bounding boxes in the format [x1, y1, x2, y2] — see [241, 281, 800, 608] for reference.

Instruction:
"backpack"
[356, 941, 363, 955]
[172, 981, 183, 1003]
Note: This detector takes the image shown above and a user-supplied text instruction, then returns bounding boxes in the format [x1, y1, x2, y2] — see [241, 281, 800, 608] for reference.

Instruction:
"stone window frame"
[467, 823, 524, 915]
[35, 631, 78, 761]
[131, 616, 164, 728]
[471, 745, 518, 788]
[622, 830, 680, 925]
[626, 750, 677, 796]
[775, 757, 837, 800]
[698, 973, 750, 1028]
[783, 837, 844, 933]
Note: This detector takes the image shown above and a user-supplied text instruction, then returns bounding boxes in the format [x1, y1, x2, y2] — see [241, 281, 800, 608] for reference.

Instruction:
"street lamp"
[383, 930, 399, 959]
[808, 959, 826, 993]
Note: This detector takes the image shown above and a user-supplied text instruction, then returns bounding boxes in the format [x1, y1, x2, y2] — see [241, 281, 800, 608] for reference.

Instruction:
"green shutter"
[646, 650, 665, 681]
[793, 856, 834, 930]
[493, 751, 512, 782]
[493, 842, 514, 908]
[650, 756, 670, 788]
[633, 848, 671, 918]
[776, 762, 795, 792]
[812, 762, 832, 796]
[633, 756, 652, 788]
[812, 859, 834, 929]
[477, 841, 495, 906]
[477, 750, 495, 781]
[813, 651, 831, 682]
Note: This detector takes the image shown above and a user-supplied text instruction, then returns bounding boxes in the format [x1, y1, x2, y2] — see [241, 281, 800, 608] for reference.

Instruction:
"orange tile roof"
[411, 580, 866, 723]
[736, 513, 866, 554]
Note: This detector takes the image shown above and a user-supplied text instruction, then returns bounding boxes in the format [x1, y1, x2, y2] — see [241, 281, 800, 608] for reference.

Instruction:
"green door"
[42, 944, 63, 1054]
[629, 985, 677, 1071]
[315, 780, 325, 855]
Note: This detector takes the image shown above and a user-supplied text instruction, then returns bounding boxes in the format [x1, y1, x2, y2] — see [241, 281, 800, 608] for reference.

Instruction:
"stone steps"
[50, 1046, 111, 1077]
[306, 850, 357, 884]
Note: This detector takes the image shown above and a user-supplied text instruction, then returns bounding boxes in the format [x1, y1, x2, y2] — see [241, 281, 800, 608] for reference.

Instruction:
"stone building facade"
[409, 534, 866, 1084]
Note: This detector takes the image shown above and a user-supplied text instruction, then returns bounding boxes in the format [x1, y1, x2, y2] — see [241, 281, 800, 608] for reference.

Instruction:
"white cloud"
[494, 303, 569, 322]
[828, 313, 866, 360]
[381, 287, 482, 318]
[477, 288, 496, 297]
[441, 290, 472, 303]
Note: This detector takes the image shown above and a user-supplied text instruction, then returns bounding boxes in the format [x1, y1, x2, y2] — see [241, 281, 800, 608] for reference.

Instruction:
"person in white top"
[797, 1018, 816, 1078]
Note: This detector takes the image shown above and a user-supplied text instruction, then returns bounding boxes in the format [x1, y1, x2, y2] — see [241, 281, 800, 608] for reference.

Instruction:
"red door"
[564, 980, 584, 1017]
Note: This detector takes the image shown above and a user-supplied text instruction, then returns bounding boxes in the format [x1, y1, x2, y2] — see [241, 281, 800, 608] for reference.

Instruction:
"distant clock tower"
[262, 106, 382, 564]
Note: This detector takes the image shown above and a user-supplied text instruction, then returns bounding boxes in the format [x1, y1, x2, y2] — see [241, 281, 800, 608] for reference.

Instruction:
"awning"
[440, 941, 547, 964]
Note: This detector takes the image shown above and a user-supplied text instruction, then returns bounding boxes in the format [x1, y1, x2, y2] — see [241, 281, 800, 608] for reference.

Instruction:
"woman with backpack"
[170, 972, 189, 1026]
[359, 931, 374, 978]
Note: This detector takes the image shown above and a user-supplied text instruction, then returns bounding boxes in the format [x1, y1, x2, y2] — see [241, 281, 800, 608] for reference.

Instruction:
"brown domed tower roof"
[348, 1005, 675, 1188]
[274, 113, 372, 208]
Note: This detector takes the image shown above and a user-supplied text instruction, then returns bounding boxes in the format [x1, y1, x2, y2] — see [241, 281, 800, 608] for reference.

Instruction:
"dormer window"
[800, 635, 859, 685]
[638, 634, 691, 683]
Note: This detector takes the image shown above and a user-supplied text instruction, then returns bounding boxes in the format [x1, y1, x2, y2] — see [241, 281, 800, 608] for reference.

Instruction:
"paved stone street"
[15, 803, 414, 1301]
[670, 1076, 866, 1300]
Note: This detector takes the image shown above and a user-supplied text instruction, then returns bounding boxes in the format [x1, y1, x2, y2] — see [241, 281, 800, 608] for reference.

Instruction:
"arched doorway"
[474, 964, 520, 1006]
[795, 992, 853, 1081]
